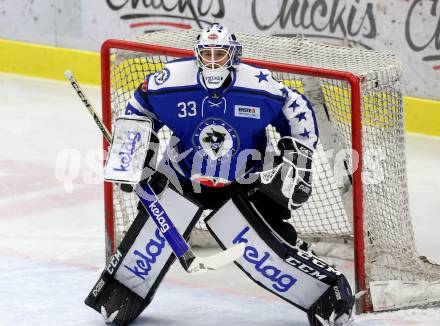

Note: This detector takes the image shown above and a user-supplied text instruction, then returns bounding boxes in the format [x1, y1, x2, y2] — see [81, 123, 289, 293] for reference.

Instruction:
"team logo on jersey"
[234, 105, 260, 119]
[193, 118, 239, 161]
[154, 67, 170, 85]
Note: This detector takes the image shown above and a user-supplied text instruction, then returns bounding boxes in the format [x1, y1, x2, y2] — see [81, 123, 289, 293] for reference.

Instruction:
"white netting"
[103, 30, 440, 311]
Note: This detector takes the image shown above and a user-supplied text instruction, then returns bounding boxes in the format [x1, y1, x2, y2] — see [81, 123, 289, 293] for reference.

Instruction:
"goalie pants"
[171, 176, 299, 246]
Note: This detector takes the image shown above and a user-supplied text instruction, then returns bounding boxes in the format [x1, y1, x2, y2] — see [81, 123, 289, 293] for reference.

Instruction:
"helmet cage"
[195, 41, 242, 71]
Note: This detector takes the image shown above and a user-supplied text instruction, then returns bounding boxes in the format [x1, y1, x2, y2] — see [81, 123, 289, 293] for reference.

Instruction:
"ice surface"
[0, 74, 439, 325]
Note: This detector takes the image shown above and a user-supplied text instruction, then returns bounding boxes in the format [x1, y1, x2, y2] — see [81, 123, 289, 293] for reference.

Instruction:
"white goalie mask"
[195, 24, 242, 89]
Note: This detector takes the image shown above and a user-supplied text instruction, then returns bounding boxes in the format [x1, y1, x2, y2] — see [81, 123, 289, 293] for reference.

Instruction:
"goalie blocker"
[103, 114, 153, 184]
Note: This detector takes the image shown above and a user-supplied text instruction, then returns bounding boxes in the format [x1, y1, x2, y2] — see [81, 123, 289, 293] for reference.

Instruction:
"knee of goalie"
[306, 274, 354, 326]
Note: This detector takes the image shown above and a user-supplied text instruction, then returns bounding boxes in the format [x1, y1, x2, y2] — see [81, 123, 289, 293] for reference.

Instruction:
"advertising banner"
[0, 0, 439, 99]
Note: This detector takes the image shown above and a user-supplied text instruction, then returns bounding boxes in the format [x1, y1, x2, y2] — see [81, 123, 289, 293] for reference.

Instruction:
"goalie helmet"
[195, 23, 242, 89]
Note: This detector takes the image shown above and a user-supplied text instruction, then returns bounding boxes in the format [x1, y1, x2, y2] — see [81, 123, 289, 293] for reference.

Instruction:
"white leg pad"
[206, 194, 341, 311]
[114, 188, 200, 298]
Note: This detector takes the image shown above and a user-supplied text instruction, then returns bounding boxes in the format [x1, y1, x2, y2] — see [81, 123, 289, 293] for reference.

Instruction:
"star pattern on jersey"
[255, 71, 269, 83]
[294, 112, 307, 122]
[299, 128, 311, 138]
[289, 100, 300, 110]
[280, 87, 289, 98]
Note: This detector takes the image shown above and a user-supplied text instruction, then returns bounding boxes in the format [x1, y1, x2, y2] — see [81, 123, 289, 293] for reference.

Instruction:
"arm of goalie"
[104, 115, 154, 184]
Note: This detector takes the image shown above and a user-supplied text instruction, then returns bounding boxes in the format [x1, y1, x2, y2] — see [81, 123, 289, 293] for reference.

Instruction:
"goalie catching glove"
[259, 137, 313, 210]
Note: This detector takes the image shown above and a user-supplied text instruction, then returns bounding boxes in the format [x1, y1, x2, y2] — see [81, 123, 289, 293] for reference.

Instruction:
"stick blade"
[187, 242, 245, 273]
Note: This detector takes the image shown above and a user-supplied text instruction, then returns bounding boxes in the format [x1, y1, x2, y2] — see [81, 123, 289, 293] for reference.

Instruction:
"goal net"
[101, 30, 440, 313]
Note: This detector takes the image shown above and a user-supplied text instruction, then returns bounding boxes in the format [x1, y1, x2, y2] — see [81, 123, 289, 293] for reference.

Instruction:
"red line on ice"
[0, 185, 101, 220]
[0, 159, 60, 198]
[0, 248, 100, 271]
[0, 159, 101, 220]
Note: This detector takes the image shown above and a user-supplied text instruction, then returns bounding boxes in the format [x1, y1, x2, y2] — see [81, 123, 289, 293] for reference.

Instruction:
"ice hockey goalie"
[85, 23, 355, 326]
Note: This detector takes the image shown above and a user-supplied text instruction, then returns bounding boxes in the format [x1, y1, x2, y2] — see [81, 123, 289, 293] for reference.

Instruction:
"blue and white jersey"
[125, 58, 318, 184]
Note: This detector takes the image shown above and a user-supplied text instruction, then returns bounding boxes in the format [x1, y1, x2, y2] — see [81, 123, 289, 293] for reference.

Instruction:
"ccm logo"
[106, 249, 123, 275]
[92, 279, 106, 298]
[334, 285, 342, 300]
[298, 184, 311, 193]
[285, 250, 341, 282]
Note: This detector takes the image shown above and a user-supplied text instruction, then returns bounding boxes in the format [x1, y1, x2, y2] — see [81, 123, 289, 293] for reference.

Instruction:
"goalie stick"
[64, 69, 245, 273]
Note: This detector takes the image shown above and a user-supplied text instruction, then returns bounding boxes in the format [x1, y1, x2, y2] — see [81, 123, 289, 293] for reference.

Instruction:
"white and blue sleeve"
[272, 84, 319, 150]
[125, 75, 163, 132]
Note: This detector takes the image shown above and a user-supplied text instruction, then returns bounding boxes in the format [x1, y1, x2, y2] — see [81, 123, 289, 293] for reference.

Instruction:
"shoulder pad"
[234, 63, 284, 97]
[148, 58, 198, 91]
